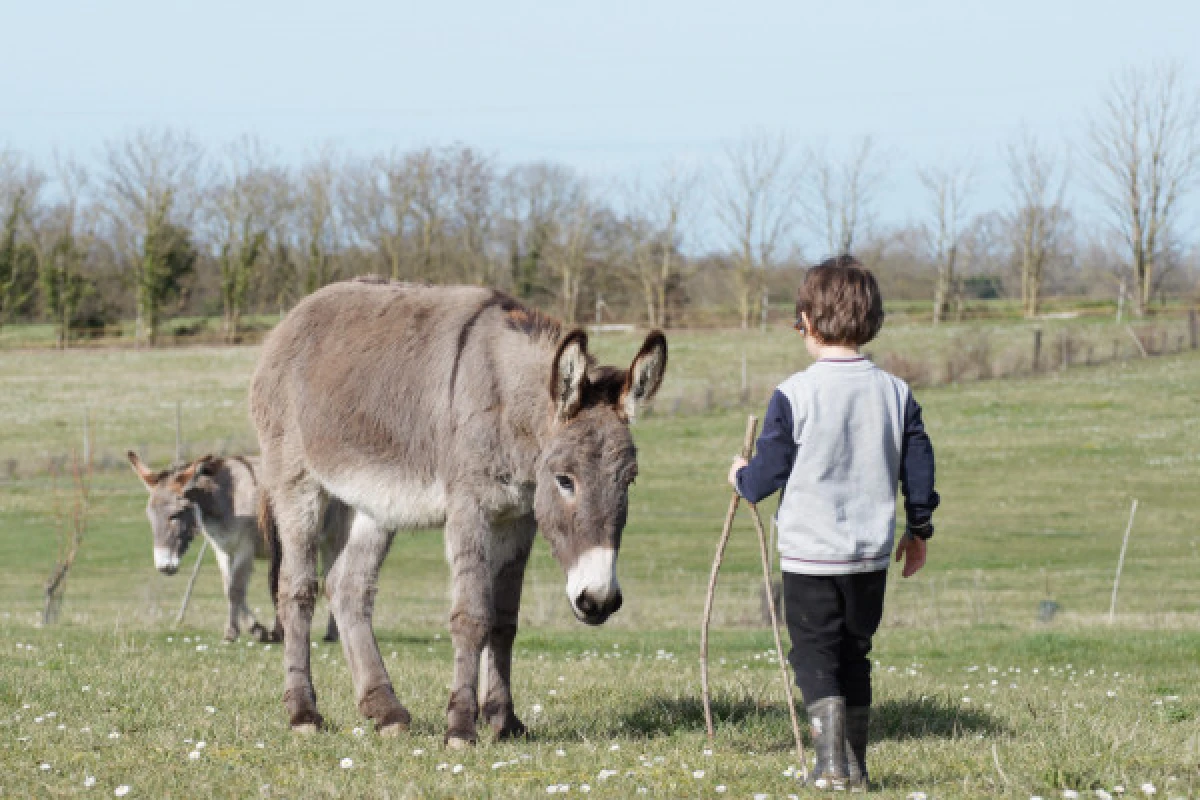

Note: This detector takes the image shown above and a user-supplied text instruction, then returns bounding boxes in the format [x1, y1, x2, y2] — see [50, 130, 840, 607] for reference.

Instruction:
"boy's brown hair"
[795, 255, 884, 346]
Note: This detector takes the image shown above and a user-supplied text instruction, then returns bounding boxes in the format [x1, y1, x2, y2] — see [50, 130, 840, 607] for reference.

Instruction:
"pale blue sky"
[2, 0, 1197, 247]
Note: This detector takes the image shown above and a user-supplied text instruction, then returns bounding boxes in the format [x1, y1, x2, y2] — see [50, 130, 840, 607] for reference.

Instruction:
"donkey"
[127, 452, 341, 643]
[250, 279, 666, 745]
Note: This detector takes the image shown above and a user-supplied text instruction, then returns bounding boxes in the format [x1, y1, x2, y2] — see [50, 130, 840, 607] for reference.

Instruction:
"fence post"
[1189, 309, 1198, 351]
[1032, 328, 1043, 373]
[175, 401, 183, 463]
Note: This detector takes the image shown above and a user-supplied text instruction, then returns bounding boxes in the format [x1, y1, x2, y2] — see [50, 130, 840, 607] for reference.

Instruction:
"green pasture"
[1, 331, 1199, 797]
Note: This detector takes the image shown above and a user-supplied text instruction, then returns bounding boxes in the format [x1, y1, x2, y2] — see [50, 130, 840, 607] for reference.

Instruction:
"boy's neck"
[812, 342, 862, 361]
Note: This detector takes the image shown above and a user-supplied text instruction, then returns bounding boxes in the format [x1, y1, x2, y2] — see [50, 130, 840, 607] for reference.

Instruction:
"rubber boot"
[845, 706, 870, 790]
[806, 696, 849, 790]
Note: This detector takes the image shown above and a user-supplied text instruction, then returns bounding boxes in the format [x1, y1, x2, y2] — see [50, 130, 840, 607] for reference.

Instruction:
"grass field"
[2, 328, 1200, 797]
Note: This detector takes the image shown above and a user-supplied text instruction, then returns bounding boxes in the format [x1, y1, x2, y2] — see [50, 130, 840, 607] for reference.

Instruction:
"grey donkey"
[250, 279, 667, 745]
[128, 452, 341, 643]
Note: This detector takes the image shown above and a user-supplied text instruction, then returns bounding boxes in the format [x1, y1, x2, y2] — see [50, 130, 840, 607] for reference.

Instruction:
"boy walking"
[728, 256, 939, 790]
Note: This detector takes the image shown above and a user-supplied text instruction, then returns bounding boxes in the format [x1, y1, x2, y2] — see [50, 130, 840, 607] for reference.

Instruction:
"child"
[728, 255, 939, 790]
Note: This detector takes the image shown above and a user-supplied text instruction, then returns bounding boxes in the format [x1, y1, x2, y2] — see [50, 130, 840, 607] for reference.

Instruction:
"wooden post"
[1032, 328, 1043, 373]
[1108, 499, 1139, 625]
[1189, 309, 1198, 351]
[175, 401, 183, 463]
[740, 352, 748, 405]
[1060, 331, 1069, 370]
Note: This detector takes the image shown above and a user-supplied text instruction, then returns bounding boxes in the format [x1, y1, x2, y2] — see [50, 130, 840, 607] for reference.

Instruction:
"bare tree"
[99, 130, 204, 344]
[342, 150, 414, 281]
[622, 163, 701, 327]
[919, 163, 974, 326]
[543, 180, 594, 325]
[295, 149, 342, 295]
[443, 146, 497, 285]
[0, 151, 43, 327]
[715, 131, 802, 329]
[1089, 63, 1200, 316]
[1007, 132, 1069, 318]
[805, 136, 885, 258]
[33, 158, 92, 347]
[500, 162, 579, 300]
[207, 137, 284, 341]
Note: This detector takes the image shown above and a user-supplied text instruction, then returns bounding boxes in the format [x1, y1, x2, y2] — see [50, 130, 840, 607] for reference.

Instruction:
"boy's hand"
[728, 457, 748, 491]
[895, 533, 927, 578]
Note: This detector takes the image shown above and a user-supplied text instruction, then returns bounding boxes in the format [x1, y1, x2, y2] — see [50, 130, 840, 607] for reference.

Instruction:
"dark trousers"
[782, 569, 887, 708]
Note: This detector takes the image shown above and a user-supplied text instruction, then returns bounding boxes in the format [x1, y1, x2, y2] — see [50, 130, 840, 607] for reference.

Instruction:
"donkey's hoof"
[250, 623, 272, 643]
[222, 628, 239, 643]
[375, 706, 411, 737]
[445, 734, 475, 750]
[289, 707, 324, 733]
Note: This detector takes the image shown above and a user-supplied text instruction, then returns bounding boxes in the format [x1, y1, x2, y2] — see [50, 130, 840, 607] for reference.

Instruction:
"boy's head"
[795, 255, 884, 347]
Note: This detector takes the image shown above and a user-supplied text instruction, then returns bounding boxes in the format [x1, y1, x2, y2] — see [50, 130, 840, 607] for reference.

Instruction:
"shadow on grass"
[873, 694, 1006, 740]
[617, 694, 791, 738]
[612, 692, 1005, 741]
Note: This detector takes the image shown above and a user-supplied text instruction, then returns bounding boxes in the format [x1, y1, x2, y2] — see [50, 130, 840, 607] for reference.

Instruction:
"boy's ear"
[619, 330, 668, 421]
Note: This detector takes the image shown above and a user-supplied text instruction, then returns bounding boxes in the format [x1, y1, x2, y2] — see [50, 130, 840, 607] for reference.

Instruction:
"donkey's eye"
[555, 474, 576, 496]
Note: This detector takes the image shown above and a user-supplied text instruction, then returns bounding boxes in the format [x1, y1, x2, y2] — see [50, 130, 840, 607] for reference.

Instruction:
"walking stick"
[701, 415, 806, 771]
[175, 537, 208, 627]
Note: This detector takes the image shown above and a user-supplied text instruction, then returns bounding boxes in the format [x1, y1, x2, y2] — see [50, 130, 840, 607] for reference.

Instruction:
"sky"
[2, 0, 1198, 250]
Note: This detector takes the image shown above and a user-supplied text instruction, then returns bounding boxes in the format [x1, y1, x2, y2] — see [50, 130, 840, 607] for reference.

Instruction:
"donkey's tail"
[258, 491, 284, 642]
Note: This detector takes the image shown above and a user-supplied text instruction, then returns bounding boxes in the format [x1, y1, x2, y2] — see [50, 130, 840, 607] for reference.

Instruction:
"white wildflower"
[412, 748, 425, 756]
[114, 787, 131, 797]
[452, 764, 463, 774]
[188, 751, 201, 760]
[40, 763, 52, 771]
[1140, 784, 1156, 796]
[692, 769, 705, 778]
[84, 775, 96, 787]
[108, 731, 120, 739]
[205, 706, 216, 714]
[352, 727, 365, 737]
[340, 757, 353, 769]
[715, 786, 727, 794]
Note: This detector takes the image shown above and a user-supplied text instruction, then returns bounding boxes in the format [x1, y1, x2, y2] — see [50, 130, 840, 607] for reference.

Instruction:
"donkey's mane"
[494, 291, 563, 342]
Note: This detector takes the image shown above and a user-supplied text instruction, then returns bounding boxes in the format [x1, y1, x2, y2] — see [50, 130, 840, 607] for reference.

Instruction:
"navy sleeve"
[735, 390, 798, 504]
[900, 393, 940, 533]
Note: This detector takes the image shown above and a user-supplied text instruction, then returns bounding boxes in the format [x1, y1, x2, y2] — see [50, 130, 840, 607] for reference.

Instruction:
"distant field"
[2, 326, 1200, 797]
[1, 312, 1194, 472]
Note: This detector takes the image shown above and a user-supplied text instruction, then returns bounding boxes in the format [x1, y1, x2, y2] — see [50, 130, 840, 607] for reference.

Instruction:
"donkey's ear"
[619, 330, 668, 421]
[179, 455, 217, 494]
[127, 450, 160, 490]
[550, 329, 590, 420]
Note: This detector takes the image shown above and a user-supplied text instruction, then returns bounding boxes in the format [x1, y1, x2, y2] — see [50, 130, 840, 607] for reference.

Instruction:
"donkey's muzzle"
[573, 588, 622, 626]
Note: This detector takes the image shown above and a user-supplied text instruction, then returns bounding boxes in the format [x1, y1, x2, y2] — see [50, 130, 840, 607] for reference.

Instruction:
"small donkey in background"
[128, 451, 341, 643]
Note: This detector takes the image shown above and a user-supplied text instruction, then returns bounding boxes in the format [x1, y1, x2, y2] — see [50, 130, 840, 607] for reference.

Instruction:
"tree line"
[1, 64, 1197, 347]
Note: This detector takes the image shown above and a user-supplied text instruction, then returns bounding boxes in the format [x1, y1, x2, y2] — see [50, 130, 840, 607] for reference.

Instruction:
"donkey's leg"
[444, 502, 494, 748]
[230, 539, 270, 642]
[483, 513, 535, 739]
[211, 544, 241, 642]
[325, 508, 410, 736]
[273, 479, 326, 732]
[319, 521, 347, 643]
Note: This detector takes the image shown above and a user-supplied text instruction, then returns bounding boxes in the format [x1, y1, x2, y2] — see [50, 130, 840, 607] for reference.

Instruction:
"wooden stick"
[175, 537, 209, 627]
[1108, 498, 1139, 625]
[701, 415, 758, 740]
[1124, 325, 1148, 358]
[748, 501, 806, 770]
